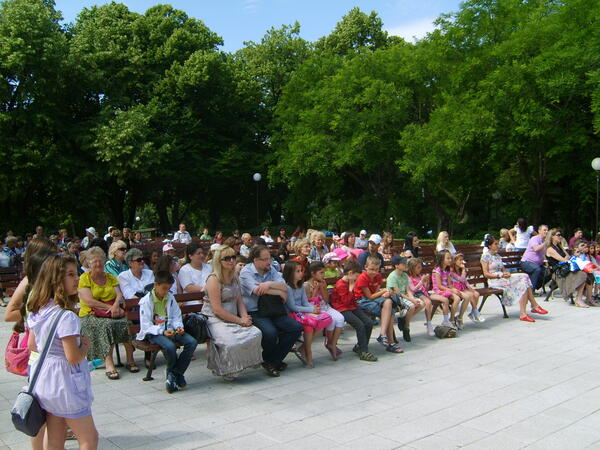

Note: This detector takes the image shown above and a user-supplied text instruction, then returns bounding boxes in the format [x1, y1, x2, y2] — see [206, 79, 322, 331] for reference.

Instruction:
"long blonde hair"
[27, 255, 79, 314]
[210, 245, 237, 284]
[436, 231, 450, 249]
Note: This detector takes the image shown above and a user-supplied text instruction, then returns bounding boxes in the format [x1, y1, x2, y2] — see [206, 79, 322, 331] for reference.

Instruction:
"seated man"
[520, 224, 549, 290]
[240, 245, 302, 377]
[357, 234, 384, 271]
[173, 223, 192, 244]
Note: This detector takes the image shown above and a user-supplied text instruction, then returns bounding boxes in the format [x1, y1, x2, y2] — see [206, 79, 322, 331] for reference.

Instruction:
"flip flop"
[125, 363, 140, 373]
[293, 347, 307, 365]
[105, 370, 120, 380]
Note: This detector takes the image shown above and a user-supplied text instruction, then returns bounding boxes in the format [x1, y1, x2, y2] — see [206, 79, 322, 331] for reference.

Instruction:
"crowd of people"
[3, 220, 598, 449]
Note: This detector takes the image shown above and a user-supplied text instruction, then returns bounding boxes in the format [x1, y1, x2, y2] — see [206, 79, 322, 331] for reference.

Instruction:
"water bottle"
[88, 359, 103, 371]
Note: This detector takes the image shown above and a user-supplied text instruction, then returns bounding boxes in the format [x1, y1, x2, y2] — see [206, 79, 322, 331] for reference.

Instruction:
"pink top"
[409, 275, 429, 296]
[432, 267, 452, 294]
[450, 269, 471, 290]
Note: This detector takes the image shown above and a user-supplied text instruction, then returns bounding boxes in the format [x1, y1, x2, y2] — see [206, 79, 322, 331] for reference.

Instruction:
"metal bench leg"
[143, 350, 158, 381]
[496, 295, 508, 318]
[478, 296, 488, 313]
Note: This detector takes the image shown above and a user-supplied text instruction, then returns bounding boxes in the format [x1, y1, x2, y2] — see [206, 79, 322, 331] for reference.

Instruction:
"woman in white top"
[118, 248, 155, 299]
[178, 242, 212, 293]
[260, 227, 274, 244]
[154, 255, 182, 295]
[435, 231, 457, 254]
[511, 218, 534, 251]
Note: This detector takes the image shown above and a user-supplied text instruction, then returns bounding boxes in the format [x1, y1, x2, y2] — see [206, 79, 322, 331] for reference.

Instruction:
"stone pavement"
[1, 294, 600, 449]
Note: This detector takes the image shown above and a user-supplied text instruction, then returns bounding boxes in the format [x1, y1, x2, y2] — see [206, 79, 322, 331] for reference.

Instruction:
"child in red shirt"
[355, 257, 403, 353]
[331, 260, 377, 361]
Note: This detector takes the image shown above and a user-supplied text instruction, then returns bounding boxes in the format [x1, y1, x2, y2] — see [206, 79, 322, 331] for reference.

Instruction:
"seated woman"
[499, 228, 515, 251]
[292, 239, 311, 275]
[155, 254, 182, 295]
[378, 231, 394, 263]
[143, 248, 160, 271]
[403, 232, 421, 258]
[132, 232, 144, 245]
[276, 227, 288, 245]
[481, 235, 548, 322]
[545, 229, 589, 307]
[178, 242, 212, 293]
[308, 231, 328, 263]
[435, 231, 456, 254]
[104, 240, 129, 276]
[118, 248, 155, 299]
[340, 231, 356, 256]
[78, 246, 137, 379]
[204, 245, 263, 380]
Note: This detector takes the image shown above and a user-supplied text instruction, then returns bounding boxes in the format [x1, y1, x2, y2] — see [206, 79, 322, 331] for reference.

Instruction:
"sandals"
[105, 369, 120, 380]
[125, 363, 140, 373]
[292, 346, 307, 365]
[359, 351, 378, 362]
[385, 343, 404, 353]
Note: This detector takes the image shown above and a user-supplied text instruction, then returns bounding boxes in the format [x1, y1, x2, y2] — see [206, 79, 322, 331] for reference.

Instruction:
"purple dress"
[27, 303, 93, 419]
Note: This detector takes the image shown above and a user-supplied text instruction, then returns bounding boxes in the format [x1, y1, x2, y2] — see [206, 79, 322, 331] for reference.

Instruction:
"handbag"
[11, 309, 65, 436]
[291, 312, 332, 330]
[183, 313, 211, 343]
[257, 294, 287, 318]
[5, 330, 30, 377]
[92, 300, 118, 318]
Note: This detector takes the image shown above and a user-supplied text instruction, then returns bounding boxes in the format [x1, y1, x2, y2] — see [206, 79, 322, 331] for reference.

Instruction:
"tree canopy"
[1, 0, 599, 237]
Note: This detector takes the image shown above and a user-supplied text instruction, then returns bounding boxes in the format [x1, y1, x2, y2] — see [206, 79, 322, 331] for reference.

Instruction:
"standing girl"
[27, 255, 98, 450]
[304, 262, 345, 360]
[406, 258, 440, 337]
[451, 253, 484, 326]
[432, 250, 462, 328]
[283, 261, 331, 367]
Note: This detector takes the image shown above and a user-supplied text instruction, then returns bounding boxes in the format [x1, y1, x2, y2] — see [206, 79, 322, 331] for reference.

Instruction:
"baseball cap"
[391, 255, 408, 266]
[332, 235, 340, 241]
[333, 248, 349, 260]
[162, 243, 175, 252]
[360, 229, 367, 236]
[323, 252, 341, 263]
[368, 234, 382, 245]
[85, 227, 96, 235]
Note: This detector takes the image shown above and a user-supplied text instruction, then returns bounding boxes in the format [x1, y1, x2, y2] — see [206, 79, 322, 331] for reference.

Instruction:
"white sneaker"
[426, 324, 435, 337]
[470, 311, 485, 323]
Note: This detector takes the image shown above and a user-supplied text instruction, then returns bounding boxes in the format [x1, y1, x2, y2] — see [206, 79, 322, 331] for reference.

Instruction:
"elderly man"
[240, 233, 252, 258]
[173, 223, 192, 244]
[82, 227, 97, 249]
[240, 245, 302, 377]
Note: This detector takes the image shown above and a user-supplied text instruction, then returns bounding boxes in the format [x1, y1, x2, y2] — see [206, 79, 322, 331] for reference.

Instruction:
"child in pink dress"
[451, 253, 484, 327]
[26, 255, 98, 449]
[407, 258, 448, 336]
[431, 250, 461, 328]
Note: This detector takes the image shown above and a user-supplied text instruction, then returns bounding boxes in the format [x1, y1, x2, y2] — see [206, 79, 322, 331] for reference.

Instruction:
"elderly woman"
[118, 248, 155, 299]
[104, 240, 129, 276]
[78, 246, 137, 379]
[481, 235, 548, 322]
[204, 245, 262, 380]
[545, 228, 588, 307]
[308, 231, 328, 263]
[292, 239, 311, 275]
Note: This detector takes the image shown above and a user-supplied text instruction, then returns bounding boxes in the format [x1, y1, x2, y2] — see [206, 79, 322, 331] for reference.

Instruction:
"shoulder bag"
[11, 309, 66, 436]
[5, 329, 30, 377]
[257, 294, 287, 318]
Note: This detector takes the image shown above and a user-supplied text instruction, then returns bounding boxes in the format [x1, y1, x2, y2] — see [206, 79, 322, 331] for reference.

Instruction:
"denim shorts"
[357, 297, 388, 316]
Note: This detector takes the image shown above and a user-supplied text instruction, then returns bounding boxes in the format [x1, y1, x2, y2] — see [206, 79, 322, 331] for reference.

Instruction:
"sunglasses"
[118, 247, 127, 252]
[555, 233, 562, 237]
[131, 258, 144, 263]
[221, 255, 236, 262]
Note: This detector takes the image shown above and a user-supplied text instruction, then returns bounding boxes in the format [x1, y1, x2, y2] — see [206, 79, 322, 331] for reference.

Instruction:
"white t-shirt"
[178, 263, 212, 293]
[515, 226, 534, 249]
[173, 231, 192, 244]
[118, 269, 155, 299]
[436, 242, 457, 254]
[261, 235, 274, 244]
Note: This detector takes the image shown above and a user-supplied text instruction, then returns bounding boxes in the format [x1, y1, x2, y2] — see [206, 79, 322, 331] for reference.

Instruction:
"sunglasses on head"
[221, 255, 236, 262]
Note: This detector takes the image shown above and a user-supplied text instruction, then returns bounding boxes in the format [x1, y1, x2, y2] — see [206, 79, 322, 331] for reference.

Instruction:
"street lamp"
[253, 173, 261, 226]
[591, 158, 600, 235]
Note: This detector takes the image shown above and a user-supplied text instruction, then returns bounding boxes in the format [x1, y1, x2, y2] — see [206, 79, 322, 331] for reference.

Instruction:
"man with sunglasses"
[520, 224, 549, 291]
[118, 248, 155, 299]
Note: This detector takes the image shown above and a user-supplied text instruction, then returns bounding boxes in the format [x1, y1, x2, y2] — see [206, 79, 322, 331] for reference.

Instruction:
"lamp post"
[592, 158, 600, 236]
[253, 173, 261, 227]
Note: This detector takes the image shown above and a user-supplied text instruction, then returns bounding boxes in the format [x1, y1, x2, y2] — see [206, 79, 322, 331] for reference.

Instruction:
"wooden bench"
[123, 292, 205, 381]
[0, 266, 22, 299]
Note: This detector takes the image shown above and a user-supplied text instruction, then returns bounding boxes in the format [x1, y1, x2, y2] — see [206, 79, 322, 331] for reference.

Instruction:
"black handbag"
[554, 263, 571, 278]
[11, 309, 65, 437]
[183, 313, 211, 343]
[257, 294, 287, 318]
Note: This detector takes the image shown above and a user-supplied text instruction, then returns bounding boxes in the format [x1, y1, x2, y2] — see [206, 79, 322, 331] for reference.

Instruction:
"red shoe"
[520, 315, 536, 322]
[531, 306, 548, 315]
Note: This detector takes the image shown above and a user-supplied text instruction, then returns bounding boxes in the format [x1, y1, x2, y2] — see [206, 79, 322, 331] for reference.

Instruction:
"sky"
[53, 0, 462, 52]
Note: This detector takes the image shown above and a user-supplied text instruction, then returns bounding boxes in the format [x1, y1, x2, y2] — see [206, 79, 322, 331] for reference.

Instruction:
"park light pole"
[253, 173, 261, 227]
[592, 158, 600, 236]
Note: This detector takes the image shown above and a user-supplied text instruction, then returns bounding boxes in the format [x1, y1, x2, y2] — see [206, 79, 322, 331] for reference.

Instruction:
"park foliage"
[1, 0, 599, 237]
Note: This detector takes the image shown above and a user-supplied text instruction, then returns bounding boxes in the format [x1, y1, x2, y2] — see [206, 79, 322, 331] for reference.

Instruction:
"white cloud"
[243, 0, 260, 12]
[385, 17, 438, 42]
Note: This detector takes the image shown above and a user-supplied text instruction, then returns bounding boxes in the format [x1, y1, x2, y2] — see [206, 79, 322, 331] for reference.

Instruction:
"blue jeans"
[147, 332, 197, 376]
[520, 261, 545, 290]
[249, 313, 302, 366]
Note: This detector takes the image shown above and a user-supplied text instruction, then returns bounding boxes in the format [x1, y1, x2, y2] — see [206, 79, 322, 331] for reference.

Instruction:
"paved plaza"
[1, 294, 600, 449]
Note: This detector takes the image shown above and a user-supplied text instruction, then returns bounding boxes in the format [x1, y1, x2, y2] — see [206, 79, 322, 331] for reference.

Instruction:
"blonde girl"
[435, 231, 456, 254]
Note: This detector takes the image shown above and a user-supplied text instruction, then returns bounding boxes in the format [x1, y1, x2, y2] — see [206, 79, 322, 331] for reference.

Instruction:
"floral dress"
[432, 267, 453, 298]
[481, 252, 532, 306]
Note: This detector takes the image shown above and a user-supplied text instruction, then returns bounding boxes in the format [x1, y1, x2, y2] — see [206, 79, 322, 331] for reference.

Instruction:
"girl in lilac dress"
[27, 255, 98, 449]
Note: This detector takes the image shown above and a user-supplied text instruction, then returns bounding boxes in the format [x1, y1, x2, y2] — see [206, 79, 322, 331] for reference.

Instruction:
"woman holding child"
[204, 245, 263, 380]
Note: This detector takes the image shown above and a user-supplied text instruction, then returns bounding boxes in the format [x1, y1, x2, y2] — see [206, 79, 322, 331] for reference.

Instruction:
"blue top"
[285, 286, 313, 313]
[357, 250, 384, 270]
[240, 263, 284, 312]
